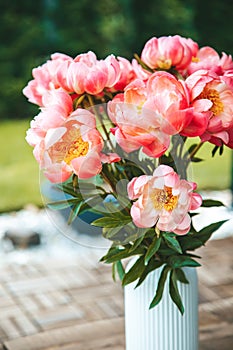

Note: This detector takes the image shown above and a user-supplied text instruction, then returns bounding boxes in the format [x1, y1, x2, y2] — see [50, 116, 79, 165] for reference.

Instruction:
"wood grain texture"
[1, 237, 232, 350]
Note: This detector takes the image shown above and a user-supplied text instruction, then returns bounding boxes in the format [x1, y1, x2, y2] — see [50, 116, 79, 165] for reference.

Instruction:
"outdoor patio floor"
[0, 236, 232, 350]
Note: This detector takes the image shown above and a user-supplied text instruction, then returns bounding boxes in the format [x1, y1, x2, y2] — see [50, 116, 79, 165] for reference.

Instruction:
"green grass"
[0, 120, 232, 212]
[185, 138, 232, 190]
[0, 120, 43, 212]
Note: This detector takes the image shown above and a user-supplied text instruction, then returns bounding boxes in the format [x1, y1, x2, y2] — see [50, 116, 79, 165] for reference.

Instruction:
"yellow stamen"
[64, 136, 89, 164]
[150, 186, 178, 212]
[199, 88, 224, 116]
[157, 58, 172, 70]
[192, 56, 200, 63]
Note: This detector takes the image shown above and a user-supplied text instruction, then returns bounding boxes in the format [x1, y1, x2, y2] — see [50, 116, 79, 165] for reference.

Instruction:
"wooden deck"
[0, 237, 232, 350]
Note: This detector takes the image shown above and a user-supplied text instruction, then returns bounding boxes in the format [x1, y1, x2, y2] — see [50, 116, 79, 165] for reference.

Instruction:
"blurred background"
[1, 0, 233, 213]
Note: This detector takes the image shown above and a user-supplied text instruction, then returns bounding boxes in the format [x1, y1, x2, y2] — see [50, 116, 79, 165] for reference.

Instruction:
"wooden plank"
[200, 335, 233, 350]
[3, 317, 124, 350]
[39, 334, 125, 350]
[1, 236, 233, 350]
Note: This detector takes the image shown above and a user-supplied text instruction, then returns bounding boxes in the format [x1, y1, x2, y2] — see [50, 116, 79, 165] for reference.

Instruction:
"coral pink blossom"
[185, 70, 233, 144]
[141, 35, 198, 71]
[188, 46, 233, 75]
[23, 53, 73, 106]
[26, 90, 74, 148]
[23, 50, 123, 105]
[224, 127, 233, 149]
[66, 51, 121, 95]
[127, 165, 202, 235]
[110, 56, 136, 91]
[100, 153, 121, 164]
[145, 72, 195, 134]
[108, 80, 170, 158]
[132, 58, 152, 82]
[221, 70, 233, 90]
[108, 71, 198, 157]
[34, 109, 104, 182]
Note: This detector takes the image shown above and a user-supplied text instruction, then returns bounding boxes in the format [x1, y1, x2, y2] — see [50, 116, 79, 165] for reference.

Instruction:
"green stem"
[134, 53, 154, 73]
[87, 94, 114, 150]
[179, 136, 187, 159]
[100, 170, 115, 193]
[188, 142, 204, 159]
[73, 94, 86, 109]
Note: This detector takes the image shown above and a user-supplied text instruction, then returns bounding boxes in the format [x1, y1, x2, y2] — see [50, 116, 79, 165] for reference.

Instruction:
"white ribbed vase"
[124, 265, 198, 350]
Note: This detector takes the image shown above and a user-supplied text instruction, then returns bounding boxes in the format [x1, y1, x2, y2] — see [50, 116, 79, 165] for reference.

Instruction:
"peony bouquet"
[23, 34, 233, 313]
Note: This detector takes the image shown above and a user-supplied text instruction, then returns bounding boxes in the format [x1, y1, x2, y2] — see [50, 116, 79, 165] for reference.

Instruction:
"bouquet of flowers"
[23, 34, 233, 314]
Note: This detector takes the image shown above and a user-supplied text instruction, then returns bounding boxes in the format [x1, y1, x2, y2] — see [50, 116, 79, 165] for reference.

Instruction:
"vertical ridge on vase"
[124, 264, 198, 350]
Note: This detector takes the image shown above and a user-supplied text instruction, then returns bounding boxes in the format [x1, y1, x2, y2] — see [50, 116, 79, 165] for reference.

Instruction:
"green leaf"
[112, 262, 117, 282]
[212, 145, 219, 157]
[134, 53, 154, 73]
[103, 201, 120, 214]
[184, 143, 198, 157]
[136, 260, 164, 288]
[189, 212, 199, 217]
[116, 195, 131, 211]
[47, 198, 81, 210]
[175, 268, 189, 284]
[129, 235, 145, 253]
[191, 157, 203, 163]
[116, 261, 125, 281]
[163, 233, 183, 254]
[169, 270, 184, 315]
[178, 220, 228, 251]
[149, 265, 171, 309]
[100, 245, 125, 262]
[178, 235, 203, 251]
[158, 247, 177, 256]
[91, 215, 131, 228]
[145, 236, 162, 265]
[219, 144, 224, 155]
[197, 220, 228, 243]
[201, 199, 225, 207]
[57, 183, 82, 199]
[122, 256, 145, 286]
[103, 246, 145, 264]
[168, 255, 200, 268]
[67, 201, 84, 225]
[102, 224, 133, 242]
[102, 226, 122, 239]
[103, 223, 150, 245]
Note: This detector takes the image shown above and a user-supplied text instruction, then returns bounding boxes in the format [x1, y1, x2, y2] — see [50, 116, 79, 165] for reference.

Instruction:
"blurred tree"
[130, 0, 197, 54]
[0, 0, 49, 119]
[194, 0, 233, 54]
[53, 0, 135, 58]
[0, 0, 232, 120]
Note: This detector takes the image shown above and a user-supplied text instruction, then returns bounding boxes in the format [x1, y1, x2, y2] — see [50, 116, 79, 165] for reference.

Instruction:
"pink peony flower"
[110, 56, 136, 91]
[108, 71, 198, 157]
[224, 127, 233, 149]
[23, 53, 73, 106]
[108, 79, 170, 158]
[34, 109, 104, 183]
[145, 71, 195, 134]
[221, 70, 233, 90]
[127, 165, 202, 235]
[185, 70, 233, 144]
[23, 51, 123, 105]
[26, 90, 74, 148]
[131, 58, 152, 82]
[141, 35, 198, 72]
[66, 51, 121, 95]
[188, 46, 233, 75]
[100, 153, 121, 164]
